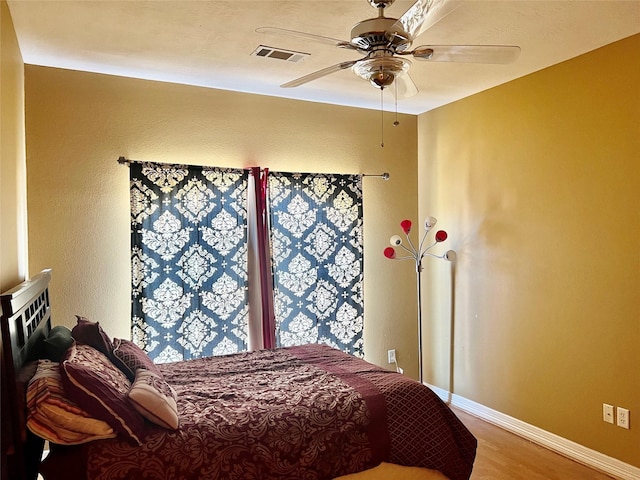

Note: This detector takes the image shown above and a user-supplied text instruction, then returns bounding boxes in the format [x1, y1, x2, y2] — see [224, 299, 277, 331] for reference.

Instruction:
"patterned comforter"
[40, 344, 476, 480]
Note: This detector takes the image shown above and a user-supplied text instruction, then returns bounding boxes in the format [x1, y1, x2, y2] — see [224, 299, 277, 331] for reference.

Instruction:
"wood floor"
[453, 409, 615, 480]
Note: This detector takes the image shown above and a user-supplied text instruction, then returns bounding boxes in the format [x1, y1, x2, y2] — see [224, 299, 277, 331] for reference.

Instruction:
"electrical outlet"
[616, 407, 630, 429]
[387, 349, 396, 364]
[603, 404, 614, 424]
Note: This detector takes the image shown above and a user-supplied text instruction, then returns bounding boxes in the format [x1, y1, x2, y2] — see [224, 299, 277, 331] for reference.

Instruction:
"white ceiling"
[7, 0, 640, 114]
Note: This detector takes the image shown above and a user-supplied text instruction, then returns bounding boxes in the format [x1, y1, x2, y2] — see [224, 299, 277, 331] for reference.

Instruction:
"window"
[129, 162, 363, 361]
[269, 172, 364, 356]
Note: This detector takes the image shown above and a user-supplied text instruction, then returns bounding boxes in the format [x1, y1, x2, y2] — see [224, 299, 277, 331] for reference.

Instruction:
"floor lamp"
[383, 217, 454, 384]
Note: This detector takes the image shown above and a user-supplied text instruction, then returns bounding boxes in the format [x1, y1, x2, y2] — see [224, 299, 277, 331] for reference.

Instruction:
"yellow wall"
[419, 34, 640, 467]
[0, 0, 26, 291]
[24, 65, 420, 374]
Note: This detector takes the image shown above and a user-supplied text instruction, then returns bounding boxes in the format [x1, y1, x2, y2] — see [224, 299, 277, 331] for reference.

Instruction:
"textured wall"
[0, 0, 26, 291]
[24, 65, 420, 375]
[418, 34, 640, 467]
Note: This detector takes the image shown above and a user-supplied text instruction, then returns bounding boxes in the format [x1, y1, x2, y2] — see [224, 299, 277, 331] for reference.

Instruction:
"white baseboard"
[427, 383, 640, 480]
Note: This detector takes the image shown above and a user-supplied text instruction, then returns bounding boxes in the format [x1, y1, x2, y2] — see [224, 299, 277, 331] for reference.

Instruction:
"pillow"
[27, 359, 116, 445]
[60, 344, 145, 444]
[43, 326, 75, 362]
[128, 369, 179, 430]
[71, 316, 113, 358]
[111, 338, 161, 382]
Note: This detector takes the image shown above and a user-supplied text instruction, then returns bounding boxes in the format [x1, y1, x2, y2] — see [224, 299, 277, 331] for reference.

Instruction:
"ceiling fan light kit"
[353, 56, 411, 89]
[256, 0, 521, 97]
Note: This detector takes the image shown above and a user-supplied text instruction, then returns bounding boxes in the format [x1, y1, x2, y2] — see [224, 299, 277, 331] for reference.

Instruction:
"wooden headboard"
[1, 269, 53, 480]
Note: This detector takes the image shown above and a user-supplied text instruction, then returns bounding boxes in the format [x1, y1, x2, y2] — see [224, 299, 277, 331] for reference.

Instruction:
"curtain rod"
[117, 157, 389, 180]
[362, 172, 390, 180]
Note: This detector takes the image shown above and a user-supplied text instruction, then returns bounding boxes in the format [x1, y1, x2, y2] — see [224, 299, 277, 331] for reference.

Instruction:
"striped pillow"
[27, 360, 116, 445]
[60, 344, 146, 444]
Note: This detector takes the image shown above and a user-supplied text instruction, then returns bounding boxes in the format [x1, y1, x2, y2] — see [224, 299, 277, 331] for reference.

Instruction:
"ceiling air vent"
[251, 45, 309, 63]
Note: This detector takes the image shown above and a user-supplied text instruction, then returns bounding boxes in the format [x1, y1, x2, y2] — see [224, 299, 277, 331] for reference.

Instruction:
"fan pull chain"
[394, 81, 400, 127]
[380, 87, 384, 148]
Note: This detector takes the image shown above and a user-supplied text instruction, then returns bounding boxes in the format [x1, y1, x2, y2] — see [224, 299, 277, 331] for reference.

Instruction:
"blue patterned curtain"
[268, 173, 364, 357]
[129, 162, 249, 363]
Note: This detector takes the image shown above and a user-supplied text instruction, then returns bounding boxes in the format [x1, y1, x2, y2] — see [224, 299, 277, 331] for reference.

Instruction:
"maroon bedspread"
[41, 344, 476, 480]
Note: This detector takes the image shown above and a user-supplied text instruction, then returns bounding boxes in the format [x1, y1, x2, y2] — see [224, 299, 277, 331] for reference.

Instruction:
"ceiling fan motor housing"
[351, 17, 412, 52]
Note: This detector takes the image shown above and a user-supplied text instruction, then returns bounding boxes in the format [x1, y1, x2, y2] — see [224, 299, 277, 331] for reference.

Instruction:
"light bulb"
[425, 216, 437, 229]
[389, 235, 402, 246]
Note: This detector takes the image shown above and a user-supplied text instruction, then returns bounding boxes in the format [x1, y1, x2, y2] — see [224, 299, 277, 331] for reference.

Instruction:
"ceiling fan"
[256, 0, 521, 97]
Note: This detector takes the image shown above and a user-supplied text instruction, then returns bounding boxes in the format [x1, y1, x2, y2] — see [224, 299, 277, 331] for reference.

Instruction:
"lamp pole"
[416, 257, 424, 384]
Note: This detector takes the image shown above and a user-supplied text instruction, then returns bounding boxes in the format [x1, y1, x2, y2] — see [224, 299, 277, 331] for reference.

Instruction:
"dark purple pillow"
[71, 316, 113, 358]
[60, 344, 145, 445]
[111, 338, 161, 382]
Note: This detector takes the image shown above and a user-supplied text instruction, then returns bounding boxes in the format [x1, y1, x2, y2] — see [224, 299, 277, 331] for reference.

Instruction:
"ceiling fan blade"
[393, 72, 419, 98]
[412, 45, 521, 63]
[256, 27, 359, 50]
[281, 60, 360, 88]
[387, 0, 463, 41]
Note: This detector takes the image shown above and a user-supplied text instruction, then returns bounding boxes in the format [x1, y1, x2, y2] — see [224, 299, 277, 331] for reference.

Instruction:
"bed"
[1, 270, 476, 480]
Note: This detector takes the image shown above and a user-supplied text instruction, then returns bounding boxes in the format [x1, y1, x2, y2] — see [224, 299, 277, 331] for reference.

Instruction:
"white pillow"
[128, 369, 179, 430]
